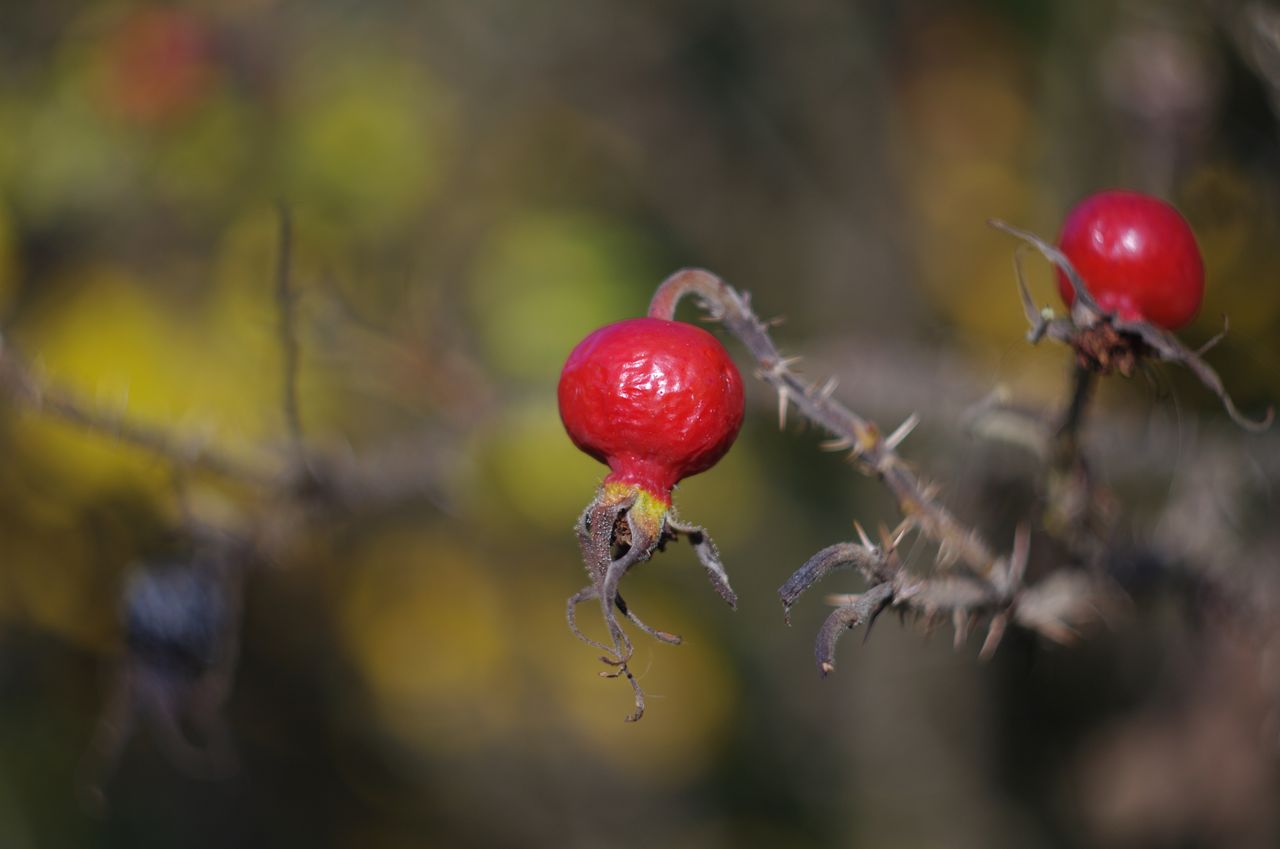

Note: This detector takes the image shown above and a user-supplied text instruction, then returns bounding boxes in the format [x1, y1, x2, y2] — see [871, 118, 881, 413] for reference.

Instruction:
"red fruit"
[1056, 190, 1204, 330]
[101, 8, 215, 127]
[558, 317, 744, 505]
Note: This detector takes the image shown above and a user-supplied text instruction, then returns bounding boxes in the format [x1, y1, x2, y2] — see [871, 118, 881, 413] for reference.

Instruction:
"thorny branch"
[650, 268, 1099, 674]
[651, 269, 997, 576]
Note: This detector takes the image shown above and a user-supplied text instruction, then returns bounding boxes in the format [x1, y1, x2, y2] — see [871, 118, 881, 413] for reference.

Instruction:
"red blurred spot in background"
[101, 8, 216, 127]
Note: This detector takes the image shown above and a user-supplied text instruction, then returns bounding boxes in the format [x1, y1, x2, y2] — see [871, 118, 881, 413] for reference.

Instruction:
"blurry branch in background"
[797, 335, 1280, 483]
[0, 338, 273, 485]
[649, 269, 1102, 674]
[0, 209, 466, 529]
[274, 201, 304, 456]
[0, 207, 467, 805]
[1219, 1, 1280, 121]
[650, 270, 997, 576]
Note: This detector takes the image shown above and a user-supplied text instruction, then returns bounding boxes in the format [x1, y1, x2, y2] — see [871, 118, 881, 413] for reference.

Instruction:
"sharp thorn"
[937, 540, 957, 569]
[952, 609, 972, 649]
[1009, 523, 1030, 591]
[854, 521, 874, 550]
[889, 520, 912, 549]
[980, 614, 1008, 660]
[1195, 315, 1229, 356]
[884, 413, 919, 450]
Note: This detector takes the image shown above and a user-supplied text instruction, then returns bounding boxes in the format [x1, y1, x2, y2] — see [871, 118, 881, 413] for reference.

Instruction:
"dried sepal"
[778, 541, 890, 624]
[815, 583, 894, 677]
[567, 485, 740, 722]
[1112, 316, 1274, 432]
[988, 219, 1106, 317]
[666, 513, 737, 609]
[567, 491, 663, 721]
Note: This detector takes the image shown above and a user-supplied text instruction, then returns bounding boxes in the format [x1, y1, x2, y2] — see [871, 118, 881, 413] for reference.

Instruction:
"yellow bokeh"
[8, 84, 134, 224]
[1183, 164, 1280, 337]
[281, 51, 456, 231]
[472, 397, 604, 534]
[335, 526, 518, 753]
[0, 201, 16, 316]
[514, 572, 735, 783]
[0, 530, 118, 649]
[891, 12, 1039, 348]
[152, 91, 253, 213]
[10, 262, 288, 498]
[468, 211, 655, 381]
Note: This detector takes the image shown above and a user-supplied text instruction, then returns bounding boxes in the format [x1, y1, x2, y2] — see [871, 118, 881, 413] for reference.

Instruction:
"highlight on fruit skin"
[1055, 189, 1204, 331]
[558, 310, 744, 721]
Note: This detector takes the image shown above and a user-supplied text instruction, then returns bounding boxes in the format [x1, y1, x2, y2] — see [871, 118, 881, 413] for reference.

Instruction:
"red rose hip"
[993, 195, 1271, 433]
[560, 310, 746, 721]
[559, 316, 744, 508]
[1056, 190, 1204, 330]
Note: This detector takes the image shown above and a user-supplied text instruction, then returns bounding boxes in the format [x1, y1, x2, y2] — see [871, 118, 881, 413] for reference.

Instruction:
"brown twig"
[651, 268, 1097, 671]
[0, 332, 275, 486]
[650, 268, 999, 577]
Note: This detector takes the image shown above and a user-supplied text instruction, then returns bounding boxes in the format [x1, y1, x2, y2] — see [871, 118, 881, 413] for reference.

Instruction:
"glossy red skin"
[1055, 190, 1204, 330]
[558, 317, 744, 500]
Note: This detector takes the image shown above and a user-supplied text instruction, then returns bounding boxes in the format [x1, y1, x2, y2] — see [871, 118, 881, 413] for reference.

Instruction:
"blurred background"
[1, 1, 1279, 847]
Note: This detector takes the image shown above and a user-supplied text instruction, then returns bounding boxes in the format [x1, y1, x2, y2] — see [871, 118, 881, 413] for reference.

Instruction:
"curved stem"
[650, 268, 999, 577]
